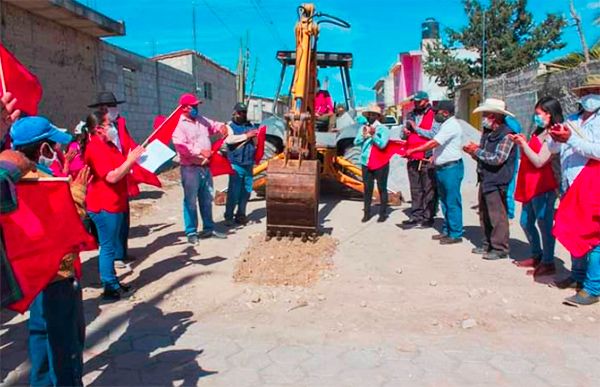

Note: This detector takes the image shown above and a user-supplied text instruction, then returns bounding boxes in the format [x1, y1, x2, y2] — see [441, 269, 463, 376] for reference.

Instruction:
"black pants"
[362, 164, 389, 215]
[479, 186, 510, 253]
[407, 160, 437, 222]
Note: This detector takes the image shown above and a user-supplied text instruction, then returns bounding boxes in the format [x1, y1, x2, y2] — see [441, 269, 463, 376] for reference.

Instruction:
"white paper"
[137, 140, 176, 173]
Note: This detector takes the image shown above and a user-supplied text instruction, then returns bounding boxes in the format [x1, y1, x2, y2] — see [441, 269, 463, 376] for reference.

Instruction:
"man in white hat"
[354, 104, 390, 222]
[464, 98, 517, 260]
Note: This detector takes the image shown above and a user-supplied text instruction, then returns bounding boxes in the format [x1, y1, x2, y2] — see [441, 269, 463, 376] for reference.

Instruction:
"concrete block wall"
[1, 2, 98, 130]
[193, 56, 236, 123]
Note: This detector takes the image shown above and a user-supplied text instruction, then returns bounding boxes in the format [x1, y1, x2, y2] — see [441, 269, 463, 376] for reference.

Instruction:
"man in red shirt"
[315, 80, 335, 131]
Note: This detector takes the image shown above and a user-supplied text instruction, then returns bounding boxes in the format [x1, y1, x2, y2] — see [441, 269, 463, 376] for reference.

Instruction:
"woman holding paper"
[84, 111, 144, 301]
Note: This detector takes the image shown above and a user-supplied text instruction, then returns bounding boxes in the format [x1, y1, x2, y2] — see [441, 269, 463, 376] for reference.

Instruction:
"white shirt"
[432, 116, 463, 165]
[547, 111, 600, 191]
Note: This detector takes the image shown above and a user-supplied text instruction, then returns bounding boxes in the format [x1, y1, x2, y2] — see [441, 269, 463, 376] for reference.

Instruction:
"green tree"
[424, 0, 566, 93]
[552, 41, 600, 68]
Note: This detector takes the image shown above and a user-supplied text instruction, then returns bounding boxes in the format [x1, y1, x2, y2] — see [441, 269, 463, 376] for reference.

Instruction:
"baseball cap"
[433, 100, 455, 113]
[10, 116, 72, 148]
[233, 102, 248, 112]
[412, 91, 429, 101]
[179, 93, 201, 106]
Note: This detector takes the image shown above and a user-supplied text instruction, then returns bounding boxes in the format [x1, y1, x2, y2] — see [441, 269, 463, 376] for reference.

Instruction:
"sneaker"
[551, 277, 583, 290]
[564, 290, 599, 306]
[431, 234, 447, 241]
[235, 215, 249, 225]
[199, 230, 227, 239]
[401, 219, 419, 227]
[102, 287, 128, 302]
[114, 260, 131, 270]
[533, 263, 556, 277]
[482, 250, 508, 260]
[513, 256, 541, 268]
[418, 220, 435, 229]
[471, 247, 488, 255]
[377, 213, 388, 223]
[187, 234, 199, 245]
[224, 218, 236, 227]
[439, 236, 463, 245]
[119, 283, 133, 293]
[361, 212, 371, 223]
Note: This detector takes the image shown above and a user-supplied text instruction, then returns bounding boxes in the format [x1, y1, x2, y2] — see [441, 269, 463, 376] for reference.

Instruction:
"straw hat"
[572, 74, 600, 96]
[362, 103, 382, 116]
[473, 98, 515, 117]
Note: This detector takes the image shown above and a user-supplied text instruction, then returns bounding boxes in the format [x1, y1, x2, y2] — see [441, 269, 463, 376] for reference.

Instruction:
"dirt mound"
[233, 233, 337, 287]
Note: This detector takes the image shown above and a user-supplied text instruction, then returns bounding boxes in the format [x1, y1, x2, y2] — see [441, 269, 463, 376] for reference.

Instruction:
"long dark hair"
[80, 111, 105, 155]
[535, 96, 564, 127]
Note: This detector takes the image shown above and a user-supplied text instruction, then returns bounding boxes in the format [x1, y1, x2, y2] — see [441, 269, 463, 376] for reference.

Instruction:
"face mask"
[482, 117, 494, 129]
[106, 125, 119, 144]
[434, 112, 448, 123]
[580, 94, 600, 113]
[39, 144, 58, 167]
[533, 114, 547, 128]
[107, 107, 119, 122]
[189, 107, 199, 119]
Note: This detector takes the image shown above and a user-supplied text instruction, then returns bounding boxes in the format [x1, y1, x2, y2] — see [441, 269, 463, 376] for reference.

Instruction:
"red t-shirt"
[84, 135, 129, 213]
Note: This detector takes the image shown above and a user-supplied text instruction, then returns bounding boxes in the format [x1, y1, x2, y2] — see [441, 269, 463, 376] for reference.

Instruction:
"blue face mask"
[533, 114, 547, 128]
[189, 106, 199, 119]
[581, 94, 600, 113]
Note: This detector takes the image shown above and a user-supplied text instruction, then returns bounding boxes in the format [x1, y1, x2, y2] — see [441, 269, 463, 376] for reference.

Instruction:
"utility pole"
[236, 39, 246, 103]
[570, 0, 591, 69]
[246, 58, 259, 105]
[481, 9, 486, 99]
[192, 0, 197, 53]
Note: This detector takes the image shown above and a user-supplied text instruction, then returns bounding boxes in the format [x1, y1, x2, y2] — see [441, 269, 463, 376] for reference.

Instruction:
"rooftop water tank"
[422, 18, 439, 40]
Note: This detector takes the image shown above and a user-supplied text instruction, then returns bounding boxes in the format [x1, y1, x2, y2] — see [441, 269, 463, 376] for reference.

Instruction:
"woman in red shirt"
[511, 97, 561, 277]
[85, 111, 144, 301]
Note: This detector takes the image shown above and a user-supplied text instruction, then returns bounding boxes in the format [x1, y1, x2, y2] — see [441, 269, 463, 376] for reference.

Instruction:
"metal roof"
[276, 51, 353, 68]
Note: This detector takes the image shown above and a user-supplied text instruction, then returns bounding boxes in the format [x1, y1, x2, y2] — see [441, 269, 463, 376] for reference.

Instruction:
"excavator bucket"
[266, 158, 320, 238]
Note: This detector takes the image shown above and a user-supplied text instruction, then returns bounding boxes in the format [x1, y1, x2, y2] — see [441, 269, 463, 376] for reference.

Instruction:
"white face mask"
[39, 143, 58, 167]
[482, 117, 494, 129]
[107, 107, 120, 122]
[106, 125, 119, 144]
[580, 94, 600, 113]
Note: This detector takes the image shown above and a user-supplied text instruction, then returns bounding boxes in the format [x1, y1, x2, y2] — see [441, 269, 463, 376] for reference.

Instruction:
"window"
[203, 81, 213, 100]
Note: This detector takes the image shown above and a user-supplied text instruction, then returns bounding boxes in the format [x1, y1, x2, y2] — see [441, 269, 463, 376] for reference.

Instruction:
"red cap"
[179, 93, 201, 106]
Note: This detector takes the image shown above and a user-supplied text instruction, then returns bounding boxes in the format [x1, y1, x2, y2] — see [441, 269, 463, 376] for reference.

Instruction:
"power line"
[198, 0, 239, 39]
[248, 0, 288, 48]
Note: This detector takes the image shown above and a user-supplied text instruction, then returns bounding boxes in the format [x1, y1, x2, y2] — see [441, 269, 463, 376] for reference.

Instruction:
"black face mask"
[434, 112, 448, 123]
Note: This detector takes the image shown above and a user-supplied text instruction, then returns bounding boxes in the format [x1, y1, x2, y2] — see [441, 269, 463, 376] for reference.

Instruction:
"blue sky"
[91, 0, 599, 106]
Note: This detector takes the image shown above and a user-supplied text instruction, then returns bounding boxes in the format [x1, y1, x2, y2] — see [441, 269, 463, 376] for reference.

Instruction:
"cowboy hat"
[362, 103, 383, 116]
[88, 92, 125, 108]
[572, 74, 600, 95]
[473, 98, 515, 118]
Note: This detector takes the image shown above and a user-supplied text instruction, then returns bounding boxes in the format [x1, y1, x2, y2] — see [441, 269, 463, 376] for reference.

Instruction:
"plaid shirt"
[0, 160, 23, 308]
[475, 134, 515, 166]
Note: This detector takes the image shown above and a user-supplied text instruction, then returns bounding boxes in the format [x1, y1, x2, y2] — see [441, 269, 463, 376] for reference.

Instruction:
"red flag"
[553, 159, 600, 258]
[115, 117, 162, 197]
[0, 43, 43, 116]
[0, 180, 97, 313]
[367, 140, 407, 170]
[254, 125, 267, 164]
[145, 105, 184, 145]
[210, 137, 234, 176]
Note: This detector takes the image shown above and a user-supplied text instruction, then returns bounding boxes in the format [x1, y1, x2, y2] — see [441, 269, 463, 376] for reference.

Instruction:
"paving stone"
[489, 354, 535, 374]
[455, 361, 503, 384]
[443, 347, 496, 363]
[268, 344, 312, 365]
[84, 367, 142, 386]
[299, 349, 347, 377]
[204, 368, 261, 387]
[131, 333, 173, 352]
[412, 349, 460, 374]
[259, 362, 306, 385]
[227, 348, 273, 370]
[339, 348, 382, 369]
[498, 373, 552, 387]
[378, 358, 425, 381]
[534, 365, 592, 386]
[112, 350, 157, 369]
[335, 368, 388, 386]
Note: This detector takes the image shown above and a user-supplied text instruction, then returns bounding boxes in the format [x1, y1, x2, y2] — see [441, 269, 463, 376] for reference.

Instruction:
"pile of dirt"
[233, 233, 338, 287]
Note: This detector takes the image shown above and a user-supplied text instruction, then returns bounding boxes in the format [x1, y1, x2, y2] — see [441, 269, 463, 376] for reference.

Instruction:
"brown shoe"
[533, 263, 556, 277]
[513, 256, 541, 268]
[431, 234, 447, 241]
[551, 277, 583, 290]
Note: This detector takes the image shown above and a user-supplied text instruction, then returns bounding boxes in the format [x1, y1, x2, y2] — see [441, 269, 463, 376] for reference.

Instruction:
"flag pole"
[141, 105, 182, 147]
[21, 177, 71, 182]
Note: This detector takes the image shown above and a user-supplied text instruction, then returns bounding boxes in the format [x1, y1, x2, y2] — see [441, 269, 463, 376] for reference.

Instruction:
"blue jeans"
[506, 154, 519, 219]
[519, 191, 557, 264]
[573, 245, 600, 296]
[225, 164, 253, 220]
[435, 160, 464, 239]
[29, 279, 84, 387]
[181, 165, 215, 236]
[89, 211, 125, 290]
[116, 204, 130, 260]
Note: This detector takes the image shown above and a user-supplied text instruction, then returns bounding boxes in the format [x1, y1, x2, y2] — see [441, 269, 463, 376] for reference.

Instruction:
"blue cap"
[10, 116, 72, 148]
[412, 91, 429, 101]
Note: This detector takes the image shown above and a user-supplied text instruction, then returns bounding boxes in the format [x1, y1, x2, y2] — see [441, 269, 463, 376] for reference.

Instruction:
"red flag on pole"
[144, 105, 184, 146]
[210, 137, 234, 176]
[367, 140, 407, 170]
[0, 43, 43, 116]
[254, 125, 267, 164]
[0, 180, 97, 313]
[553, 159, 600, 258]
